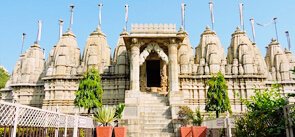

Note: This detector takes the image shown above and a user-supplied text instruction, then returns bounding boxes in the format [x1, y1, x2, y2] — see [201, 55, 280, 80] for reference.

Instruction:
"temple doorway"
[146, 60, 161, 87]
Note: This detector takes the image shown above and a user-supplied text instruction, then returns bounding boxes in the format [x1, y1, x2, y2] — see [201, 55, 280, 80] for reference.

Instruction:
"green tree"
[235, 84, 288, 137]
[205, 72, 231, 118]
[74, 68, 103, 115]
[0, 67, 9, 89]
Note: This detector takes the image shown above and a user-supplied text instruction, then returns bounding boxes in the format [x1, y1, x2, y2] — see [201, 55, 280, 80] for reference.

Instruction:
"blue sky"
[0, 0, 294, 73]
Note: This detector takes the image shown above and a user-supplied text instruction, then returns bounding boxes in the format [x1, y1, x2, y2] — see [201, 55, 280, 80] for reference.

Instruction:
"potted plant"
[113, 103, 127, 137]
[94, 106, 115, 137]
[191, 108, 206, 137]
[178, 106, 193, 137]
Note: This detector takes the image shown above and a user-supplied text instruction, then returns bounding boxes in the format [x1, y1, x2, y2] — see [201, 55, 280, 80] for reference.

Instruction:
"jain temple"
[1, 3, 295, 137]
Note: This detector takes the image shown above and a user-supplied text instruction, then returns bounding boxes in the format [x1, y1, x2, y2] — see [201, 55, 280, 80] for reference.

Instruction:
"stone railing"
[131, 24, 177, 34]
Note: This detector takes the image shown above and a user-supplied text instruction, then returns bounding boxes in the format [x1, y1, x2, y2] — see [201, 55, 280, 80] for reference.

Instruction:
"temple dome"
[195, 26, 225, 74]
[10, 43, 45, 85]
[226, 27, 267, 76]
[45, 31, 80, 77]
[82, 27, 111, 73]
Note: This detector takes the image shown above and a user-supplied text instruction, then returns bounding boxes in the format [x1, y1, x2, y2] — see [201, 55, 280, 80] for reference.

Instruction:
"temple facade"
[1, 19, 295, 137]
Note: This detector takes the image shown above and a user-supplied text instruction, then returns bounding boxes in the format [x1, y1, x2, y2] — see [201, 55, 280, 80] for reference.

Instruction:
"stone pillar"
[168, 39, 179, 92]
[130, 38, 140, 91]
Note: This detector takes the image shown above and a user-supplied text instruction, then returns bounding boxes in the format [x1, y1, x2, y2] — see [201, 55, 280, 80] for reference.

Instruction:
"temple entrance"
[146, 60, 161, 87]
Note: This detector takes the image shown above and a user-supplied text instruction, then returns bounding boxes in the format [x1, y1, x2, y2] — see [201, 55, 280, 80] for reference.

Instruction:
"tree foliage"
[0, 67, 9, 89]
[74, 68, 103, 114]
[205, 72, 231, 118]
[235, 84, 288, 137]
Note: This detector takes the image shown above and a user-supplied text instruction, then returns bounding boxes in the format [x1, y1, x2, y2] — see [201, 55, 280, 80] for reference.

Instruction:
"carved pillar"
[130, 38, 140, 91]
[168, 39, 179, 92]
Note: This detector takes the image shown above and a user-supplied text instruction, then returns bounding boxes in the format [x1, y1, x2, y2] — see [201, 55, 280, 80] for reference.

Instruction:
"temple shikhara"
[1, 3, 295, 137]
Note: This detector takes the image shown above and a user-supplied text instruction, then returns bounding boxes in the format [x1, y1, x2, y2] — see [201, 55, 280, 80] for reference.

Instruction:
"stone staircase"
[139, 92, 175, 137]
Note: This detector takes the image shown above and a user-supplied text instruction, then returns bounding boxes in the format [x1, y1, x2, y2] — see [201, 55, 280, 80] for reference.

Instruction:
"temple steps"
[139, 92, 174, 137]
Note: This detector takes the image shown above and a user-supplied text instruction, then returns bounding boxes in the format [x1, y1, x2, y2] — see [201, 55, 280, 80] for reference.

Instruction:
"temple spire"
[68, 4, 74, 31]
[59, 19, 63, 38]
[35, 20, 42, 44]
[98, 3, 103, 29]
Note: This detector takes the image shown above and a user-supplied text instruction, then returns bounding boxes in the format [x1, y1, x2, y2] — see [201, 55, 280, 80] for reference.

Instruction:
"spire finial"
[59, 19, 64, 38]
[35, 20, 42, 44]
[68, 4, 75, 31]
[98, 3, 103, 29]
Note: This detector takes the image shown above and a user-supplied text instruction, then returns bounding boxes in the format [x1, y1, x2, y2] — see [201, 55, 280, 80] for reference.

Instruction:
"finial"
[98, 3, 103, 29]
[68, 4, 75, 31]
[59, 19, 63, 38]
[35, 20, 42, 44]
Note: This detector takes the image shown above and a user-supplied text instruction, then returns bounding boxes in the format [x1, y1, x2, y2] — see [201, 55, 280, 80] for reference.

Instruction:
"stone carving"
[139, 43, 169, 65]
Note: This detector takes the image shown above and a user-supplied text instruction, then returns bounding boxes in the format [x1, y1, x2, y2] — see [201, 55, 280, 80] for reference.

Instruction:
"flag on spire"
[125, 4, 129, 30]
[59, 19, 63, 39]
[285, 31, 291, 51]
[68, 4, 75, 31]
[98, 3, 103, 29]
[273, 17, 279, 42]
[181, 2, 186, 29]
[36, 20, 42, 44]
[209, 0, 215, 30]
[239, 3, 244, 31]
[21, 33, 26, 54]
[250, 18, 256, 43]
